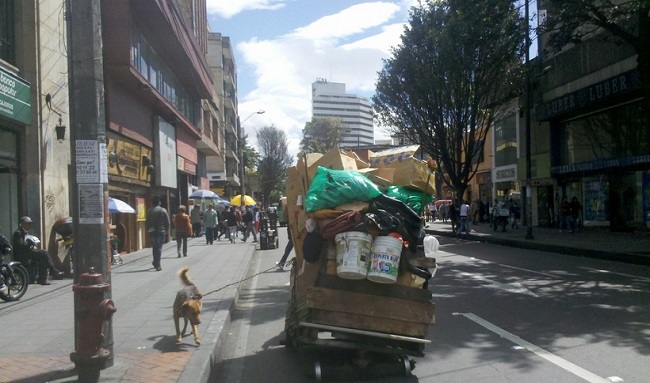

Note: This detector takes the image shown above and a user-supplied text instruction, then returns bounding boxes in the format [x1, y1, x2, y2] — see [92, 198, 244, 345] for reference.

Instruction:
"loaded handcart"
[282, 147, 438, 381]
[259, 207, 280, 250]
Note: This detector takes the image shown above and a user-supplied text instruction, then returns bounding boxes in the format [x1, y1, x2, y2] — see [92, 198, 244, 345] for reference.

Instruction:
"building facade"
[0, 1, 71, 255]
[522, 3, 649, 231]
[311, 78, 374, 147]
[101, 0, 215, 251]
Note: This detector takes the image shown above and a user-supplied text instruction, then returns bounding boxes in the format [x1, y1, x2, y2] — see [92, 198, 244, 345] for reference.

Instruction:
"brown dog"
[173, 267, 202, 345]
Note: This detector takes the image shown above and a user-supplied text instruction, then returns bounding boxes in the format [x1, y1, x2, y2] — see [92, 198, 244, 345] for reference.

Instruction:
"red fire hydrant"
[70, 267, 116, 381]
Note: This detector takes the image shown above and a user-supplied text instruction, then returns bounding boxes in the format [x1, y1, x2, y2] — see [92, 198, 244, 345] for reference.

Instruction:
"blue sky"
[204, 0, 537, 158]
[205, 0, 417, 156]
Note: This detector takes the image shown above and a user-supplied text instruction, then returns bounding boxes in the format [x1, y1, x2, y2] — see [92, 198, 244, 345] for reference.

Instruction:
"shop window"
[0, 0, 15, 65]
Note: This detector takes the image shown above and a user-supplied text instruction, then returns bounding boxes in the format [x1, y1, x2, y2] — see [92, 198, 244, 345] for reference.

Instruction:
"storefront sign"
[107, 135, 152, 183]
[137, 197, 146, 222]
[495, 167, 515, 180]
[156, 118, 177, 188]
[538, 70, 640, 120]
[476, 172, 491, 184]
[552, 153, 650, 175]
[177, 156, 196, 175]
[0, 68, 31, 125]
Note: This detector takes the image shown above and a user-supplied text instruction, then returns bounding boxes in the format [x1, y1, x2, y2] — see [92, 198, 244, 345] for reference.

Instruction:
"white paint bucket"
[335, 231, 373, 279]
[367, 236, 403, 284]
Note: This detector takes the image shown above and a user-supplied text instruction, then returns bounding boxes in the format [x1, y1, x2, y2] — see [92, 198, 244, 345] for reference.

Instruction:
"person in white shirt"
[458, 200, 470, 234]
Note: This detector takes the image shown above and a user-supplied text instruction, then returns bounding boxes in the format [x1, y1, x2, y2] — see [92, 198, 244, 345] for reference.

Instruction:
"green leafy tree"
[373, 0, 525, 200]
[241, 134, 260, 173]
[257, 125, 293, 207]
[540, 0, 650, 120]
[299, 117, 345, 154]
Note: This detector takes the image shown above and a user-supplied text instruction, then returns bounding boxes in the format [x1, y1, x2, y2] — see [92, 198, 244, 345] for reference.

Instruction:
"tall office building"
[311, 78, 374, 147]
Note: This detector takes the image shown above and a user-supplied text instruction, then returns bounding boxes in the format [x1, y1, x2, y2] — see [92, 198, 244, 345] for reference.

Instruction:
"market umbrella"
[215, 197, 230, 207]
[230, 194, 256, 206]
[189, 189, 218, 200]
[108, 197, 136, 214]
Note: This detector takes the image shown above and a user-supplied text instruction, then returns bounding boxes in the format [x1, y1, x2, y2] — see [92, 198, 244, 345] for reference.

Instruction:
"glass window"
[494, 114, 517, 167]
[0, 0, 15, 65]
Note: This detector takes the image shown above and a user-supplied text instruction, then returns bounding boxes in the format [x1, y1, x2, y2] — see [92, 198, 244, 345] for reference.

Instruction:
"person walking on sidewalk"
[559, 196, 570, 232]
[173, 205, 192, 257]
[458, 200, 470, 234]
[448, 201, 458, 232]
[569, 196, 582, 233]
[276, 225, 294, 271]
[146, 195, 170, 271]
[190, 204, 203, 237]
[203, 204, 219, 245]
[12, 216, 64, 285]
[223, 206, 240, 244]
[509, 200, 521, 229]
[241, 206, 258, 243]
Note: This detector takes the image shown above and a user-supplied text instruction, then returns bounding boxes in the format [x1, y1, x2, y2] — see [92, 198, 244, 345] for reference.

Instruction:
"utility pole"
[66, 0, 114, 381]
[523, 0, 534, 240]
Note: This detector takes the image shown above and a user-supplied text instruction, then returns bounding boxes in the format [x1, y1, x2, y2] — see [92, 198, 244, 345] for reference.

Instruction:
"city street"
[213, 235, 650, 383]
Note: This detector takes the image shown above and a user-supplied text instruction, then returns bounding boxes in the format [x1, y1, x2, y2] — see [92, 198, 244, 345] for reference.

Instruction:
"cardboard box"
[368, 145, 420, 167]
[307, 147, 358, 181]
[360, 167, 395, 189]
[384, 157, 436, 193]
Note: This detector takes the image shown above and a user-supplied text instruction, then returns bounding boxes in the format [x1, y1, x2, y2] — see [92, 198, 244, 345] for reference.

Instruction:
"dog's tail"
[178, 267, 194, 286]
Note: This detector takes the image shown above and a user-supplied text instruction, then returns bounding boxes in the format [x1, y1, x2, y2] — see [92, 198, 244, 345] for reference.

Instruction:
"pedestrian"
[145, 195, 170, 271]
[12, 216, 64, 285]
[190, 204, 203, 237]
[224, 206, 240, 243]
[458, 200, 470, 234]
[509, 200, 520, 229]
[241, 206, 258, 243]
[173, 205, 192, 257]
[202, 204, 219, 245]
[559, 196, 570, 232]
[569, 196, 582, 233]
[276, 225, 294, 271]
[449, 201, 458, 233]
[439, 202, 448, 222]
[217, 209, 230, 241]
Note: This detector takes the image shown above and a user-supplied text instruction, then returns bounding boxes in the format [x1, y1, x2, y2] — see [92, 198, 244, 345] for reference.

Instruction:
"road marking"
[455, 312, 611, 383]
[498, 263, 558, 278]
[455, 270, 538, 297]
[580, 268, 650, 283]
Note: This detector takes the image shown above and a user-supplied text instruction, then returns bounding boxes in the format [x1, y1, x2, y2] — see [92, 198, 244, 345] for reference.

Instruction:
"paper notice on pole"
[79, 184, 104, 224]
[99, 142, 108, 184]
[76, 140, 100, 183]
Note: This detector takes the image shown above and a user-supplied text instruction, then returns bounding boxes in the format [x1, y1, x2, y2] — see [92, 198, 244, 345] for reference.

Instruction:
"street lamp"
[240, 110, 265, 202]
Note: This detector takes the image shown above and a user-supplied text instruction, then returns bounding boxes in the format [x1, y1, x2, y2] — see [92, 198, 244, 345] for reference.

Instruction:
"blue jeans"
[150, 232, 165, 268]
[458, 216, 469, 233]
[205, 227, 216, 244]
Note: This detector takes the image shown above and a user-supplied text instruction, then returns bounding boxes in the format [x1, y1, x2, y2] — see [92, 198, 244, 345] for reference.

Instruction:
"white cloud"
[288, 2, 400, 40]
[205, 0, 286, 19]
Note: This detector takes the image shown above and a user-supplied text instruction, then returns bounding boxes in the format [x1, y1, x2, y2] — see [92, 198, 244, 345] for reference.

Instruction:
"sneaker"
[155, 267, 162, 271]
[178, 252, 181, 258]
[252, 240, 258, 243]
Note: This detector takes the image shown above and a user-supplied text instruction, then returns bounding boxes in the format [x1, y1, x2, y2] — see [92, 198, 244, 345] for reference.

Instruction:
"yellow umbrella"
[230, 194, 256, 206]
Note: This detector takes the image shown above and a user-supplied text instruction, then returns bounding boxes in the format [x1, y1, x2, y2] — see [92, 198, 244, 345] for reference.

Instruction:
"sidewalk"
[0, 234, 256, 383]
[424, 219, 650, 266]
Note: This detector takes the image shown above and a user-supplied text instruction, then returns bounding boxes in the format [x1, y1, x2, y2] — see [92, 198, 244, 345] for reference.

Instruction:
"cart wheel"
[314, 361, 323, 382]
[401, 355, 413, 377]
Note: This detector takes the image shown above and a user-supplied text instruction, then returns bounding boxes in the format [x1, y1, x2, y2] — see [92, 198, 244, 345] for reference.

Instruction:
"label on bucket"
[335, 232, 372, 280]
[367, 236, 402, 284]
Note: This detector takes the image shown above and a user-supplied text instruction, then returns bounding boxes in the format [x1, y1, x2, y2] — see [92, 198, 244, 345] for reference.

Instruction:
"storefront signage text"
[0, 68, 31, 124]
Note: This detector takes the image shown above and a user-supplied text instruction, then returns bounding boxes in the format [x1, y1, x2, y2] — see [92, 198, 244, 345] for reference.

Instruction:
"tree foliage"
[256, 125, 293, 207]
[299, 117, 345, 154]
[373, 0, 526, 200]
[540, 0, 650, 116]
[241, 134, 259, 172]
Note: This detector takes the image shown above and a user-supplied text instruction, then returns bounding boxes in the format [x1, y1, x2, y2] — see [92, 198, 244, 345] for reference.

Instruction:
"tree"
[299, 117, 345, 154]
[241, 133, 260, 173]
[540, 0, 650, 117]
[373, 0, 526, 200]
[256, 125, 293, 207]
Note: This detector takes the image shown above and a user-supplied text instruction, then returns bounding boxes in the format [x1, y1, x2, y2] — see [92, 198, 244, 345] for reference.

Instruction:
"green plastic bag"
[305, 167, 382, 212]
[385, 185, 433, 213]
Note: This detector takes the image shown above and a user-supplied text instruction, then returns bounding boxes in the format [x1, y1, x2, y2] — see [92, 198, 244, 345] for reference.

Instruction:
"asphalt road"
[212, 235, 650, 383]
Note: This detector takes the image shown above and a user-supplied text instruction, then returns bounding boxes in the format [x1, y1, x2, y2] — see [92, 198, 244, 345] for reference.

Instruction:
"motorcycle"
[0, 237, 29, 302]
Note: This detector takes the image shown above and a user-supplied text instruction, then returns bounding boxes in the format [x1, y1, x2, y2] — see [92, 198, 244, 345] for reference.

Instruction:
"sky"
[205, 0, 420, 158]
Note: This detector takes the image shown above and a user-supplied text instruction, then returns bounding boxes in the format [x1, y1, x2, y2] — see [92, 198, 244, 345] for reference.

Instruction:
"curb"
[425, 228, 650, 266]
